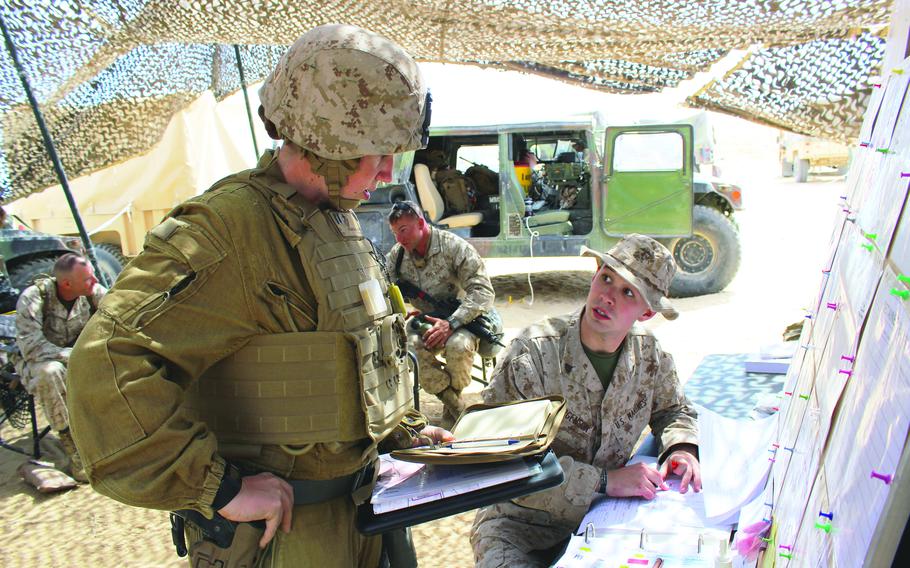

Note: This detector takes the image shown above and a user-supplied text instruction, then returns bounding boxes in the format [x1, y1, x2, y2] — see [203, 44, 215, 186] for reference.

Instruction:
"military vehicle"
[0, 215, 125, 295]
[779, 131, 851, 182]
[358, 117, 742, 297]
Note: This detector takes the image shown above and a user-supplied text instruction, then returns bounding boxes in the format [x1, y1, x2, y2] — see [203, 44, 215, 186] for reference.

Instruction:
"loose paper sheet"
[696, 406, 776, 523]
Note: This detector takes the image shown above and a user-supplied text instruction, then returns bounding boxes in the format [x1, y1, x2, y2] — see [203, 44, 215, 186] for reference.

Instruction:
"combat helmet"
[259, 24, 431, 209]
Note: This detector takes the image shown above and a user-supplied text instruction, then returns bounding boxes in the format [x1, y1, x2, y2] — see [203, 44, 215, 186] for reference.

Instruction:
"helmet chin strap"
[303, 151, 362, 210]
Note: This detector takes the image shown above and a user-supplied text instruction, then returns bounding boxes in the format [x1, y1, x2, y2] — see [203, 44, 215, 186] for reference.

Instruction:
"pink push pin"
[779, 544, 793, 551]
[841, 355, 855, 363]
[902, 172, 910, 178]
[860, 142, 870, 147]
[838, 369, 853, 377]
[827, 302, 838, 310]
[872, 83, 882, 88]
[871, 470, 893, 484]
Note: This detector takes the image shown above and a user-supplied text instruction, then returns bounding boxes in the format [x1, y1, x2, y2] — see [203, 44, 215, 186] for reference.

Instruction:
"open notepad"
[390, 396, 566, 464]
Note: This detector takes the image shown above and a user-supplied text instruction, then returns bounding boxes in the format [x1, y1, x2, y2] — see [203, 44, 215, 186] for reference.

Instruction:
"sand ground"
[0, 115, 846, 566]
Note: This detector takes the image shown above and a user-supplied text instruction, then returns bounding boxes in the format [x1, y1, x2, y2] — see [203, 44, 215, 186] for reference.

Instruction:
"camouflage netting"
[0, 0, 894, 202]
[688, 32, 886, 143]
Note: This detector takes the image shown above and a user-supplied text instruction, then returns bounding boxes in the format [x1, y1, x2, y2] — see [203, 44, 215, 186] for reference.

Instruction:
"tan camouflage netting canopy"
[0, 0, 893, 202]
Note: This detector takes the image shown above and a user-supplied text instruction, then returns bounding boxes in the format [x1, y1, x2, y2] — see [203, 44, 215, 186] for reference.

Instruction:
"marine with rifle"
[386, 200, 498, 428]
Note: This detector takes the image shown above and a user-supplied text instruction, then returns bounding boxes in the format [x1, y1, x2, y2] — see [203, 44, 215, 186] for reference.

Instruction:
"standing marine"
[67, 24, 448, 568]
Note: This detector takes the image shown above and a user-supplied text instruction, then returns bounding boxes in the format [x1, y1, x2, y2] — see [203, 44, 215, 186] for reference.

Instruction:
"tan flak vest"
[182, 164, 413, 455]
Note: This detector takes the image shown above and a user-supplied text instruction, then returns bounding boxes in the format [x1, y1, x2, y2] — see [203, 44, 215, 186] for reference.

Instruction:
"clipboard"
[356, 450, 564, 535]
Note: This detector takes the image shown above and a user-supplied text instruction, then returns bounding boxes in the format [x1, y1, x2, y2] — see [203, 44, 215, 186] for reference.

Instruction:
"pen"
[411, 434, 540, 450]
[447, 439, 521, 449]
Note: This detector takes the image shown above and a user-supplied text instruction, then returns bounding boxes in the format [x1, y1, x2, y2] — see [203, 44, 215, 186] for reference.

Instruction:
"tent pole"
[234, 44, 260, 161]
[0, 14, 110, 287]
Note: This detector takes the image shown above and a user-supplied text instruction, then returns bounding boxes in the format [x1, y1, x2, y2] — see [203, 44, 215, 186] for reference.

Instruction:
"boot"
[57, 429, 89, 483]
[436, 388, 466, 430]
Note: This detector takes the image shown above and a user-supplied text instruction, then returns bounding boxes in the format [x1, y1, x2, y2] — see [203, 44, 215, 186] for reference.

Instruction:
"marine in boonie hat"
[581, 234, 679, 320]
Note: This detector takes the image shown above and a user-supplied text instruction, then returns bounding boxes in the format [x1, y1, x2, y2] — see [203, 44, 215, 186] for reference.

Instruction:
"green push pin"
[815, 521, 832, 533]
[760, 537, 772, 543]
[876, 148, 892, 154]
[861, 243, 874, 251]
[799, 393, 810, 400]
[899, 274, 910, 284]
[779, 552, 793, 559]
[891, 288, 910, 300]
[864, 232, 878, 241]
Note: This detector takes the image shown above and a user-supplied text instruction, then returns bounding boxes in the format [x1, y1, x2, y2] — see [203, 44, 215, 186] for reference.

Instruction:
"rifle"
[395, 279, 504, 355]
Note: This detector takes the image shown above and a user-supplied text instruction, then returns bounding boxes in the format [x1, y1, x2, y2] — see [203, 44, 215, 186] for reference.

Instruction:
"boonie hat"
[581, 234, 679, 320]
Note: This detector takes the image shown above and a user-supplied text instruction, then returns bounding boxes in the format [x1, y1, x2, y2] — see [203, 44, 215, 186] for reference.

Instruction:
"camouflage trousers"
[471, 501, 576, 568]
[21, 360, 69, 432]
[406, 327, 478, 395]
[186, 495, 381, 568]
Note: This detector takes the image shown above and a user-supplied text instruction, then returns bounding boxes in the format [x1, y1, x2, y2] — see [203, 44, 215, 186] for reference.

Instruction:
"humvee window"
[612, 131, 684, 172]
[457, 145, 499, 173]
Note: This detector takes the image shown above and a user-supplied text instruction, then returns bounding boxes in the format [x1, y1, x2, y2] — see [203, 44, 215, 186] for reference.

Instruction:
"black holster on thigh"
[380, 527, 417, 568]
[188, 520, 265, 568]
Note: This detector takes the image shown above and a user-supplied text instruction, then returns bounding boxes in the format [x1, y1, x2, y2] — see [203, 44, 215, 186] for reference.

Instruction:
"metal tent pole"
[0, 13, 110, 287]
[234, 44, 260, 161]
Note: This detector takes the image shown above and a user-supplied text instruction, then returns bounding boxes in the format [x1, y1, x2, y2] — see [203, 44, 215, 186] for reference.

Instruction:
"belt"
[289, 464, 374, 505]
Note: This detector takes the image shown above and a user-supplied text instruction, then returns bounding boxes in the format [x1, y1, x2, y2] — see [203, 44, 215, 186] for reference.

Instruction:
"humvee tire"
[663, 205, 741, 298]
[9, 256, 57, 291]
[92, 245, 126, 287]
[794, 159, 810, 183]
[781, 159, 794, 178]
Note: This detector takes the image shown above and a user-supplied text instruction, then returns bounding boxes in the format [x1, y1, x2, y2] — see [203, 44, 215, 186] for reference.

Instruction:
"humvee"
[358, 117, 742, 297]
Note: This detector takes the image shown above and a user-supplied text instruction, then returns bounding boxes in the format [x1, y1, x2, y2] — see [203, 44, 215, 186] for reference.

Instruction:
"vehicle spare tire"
[92, 245, 127, 287]
[8, 256, 57, 292]
[662, 205, 741, 298]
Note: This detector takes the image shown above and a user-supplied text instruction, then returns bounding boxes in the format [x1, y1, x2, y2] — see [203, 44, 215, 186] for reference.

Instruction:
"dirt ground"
[0, 114, 846, 567]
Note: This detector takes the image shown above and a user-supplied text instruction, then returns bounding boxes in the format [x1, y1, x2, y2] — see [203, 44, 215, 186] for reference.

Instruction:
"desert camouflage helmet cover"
[581, 234, 679, 320]
[259, 24, 430, 160]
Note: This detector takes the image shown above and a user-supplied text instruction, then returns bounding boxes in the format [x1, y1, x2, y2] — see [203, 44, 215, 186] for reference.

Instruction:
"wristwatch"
[597, 469, 608, 494]
[446, 315, 462, 330]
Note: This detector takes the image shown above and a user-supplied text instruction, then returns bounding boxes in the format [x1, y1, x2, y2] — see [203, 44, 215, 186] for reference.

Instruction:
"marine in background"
[14, 252, 105, 482]
[386, 200, 495, 427]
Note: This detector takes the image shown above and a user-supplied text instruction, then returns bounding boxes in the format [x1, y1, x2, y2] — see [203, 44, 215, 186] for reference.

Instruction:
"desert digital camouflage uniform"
[14, 277, 105, 431]
[387, 226, 494, 396]
[67, 24, 430, 568]
[471, 308, 698, 567]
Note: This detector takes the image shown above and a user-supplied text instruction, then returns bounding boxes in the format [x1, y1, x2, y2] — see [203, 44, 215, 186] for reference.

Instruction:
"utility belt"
[170, 462, 375, 556]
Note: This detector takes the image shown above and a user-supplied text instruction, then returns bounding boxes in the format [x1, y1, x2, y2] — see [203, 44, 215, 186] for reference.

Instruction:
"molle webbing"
[184, 332, 367, 445]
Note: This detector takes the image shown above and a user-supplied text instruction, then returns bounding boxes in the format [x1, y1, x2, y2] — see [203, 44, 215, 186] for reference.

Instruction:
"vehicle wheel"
[794, 159, 810, 183]
[781, 159, 794, 177]
[663, 205, 741, 298]
[8, 257, 58, 291]
[91, 244, 128, 286]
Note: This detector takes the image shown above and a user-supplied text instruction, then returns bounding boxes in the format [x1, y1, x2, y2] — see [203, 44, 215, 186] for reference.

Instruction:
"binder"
[356, 450, 564, 535]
